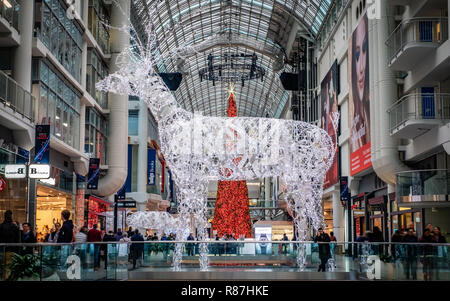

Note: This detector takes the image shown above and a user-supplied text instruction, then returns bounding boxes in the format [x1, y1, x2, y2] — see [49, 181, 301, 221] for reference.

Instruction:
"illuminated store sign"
[4, 165, 27, 179]
[29, 164, 50, 179]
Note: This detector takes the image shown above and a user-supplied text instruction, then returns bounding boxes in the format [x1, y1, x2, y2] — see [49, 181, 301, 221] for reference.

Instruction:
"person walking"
[21, 222, 37, 255]
[402, 228, 418, 280]
[57, 210, 74, 243]
[186, 233, 195, 256]
[114, 229, 123, 241]
[47, 223, 61, 243]
[314, 228, 331, 272]
[282, 233, 289, 255]
[391, 230, 403, 261]
[432, 226, 447, 280]
[87, 224, 102, 271]
[75, 226, 88, 243]
[419, 228, 434, 281]
[0, 210, 21, 279]
[130, 229, 144, 269]
[102, 230, 116, 269]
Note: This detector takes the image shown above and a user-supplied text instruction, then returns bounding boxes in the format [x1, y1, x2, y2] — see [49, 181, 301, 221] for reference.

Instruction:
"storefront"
[367, 195, 388, 240]
[323, 197, 333, 233]
[85, 195, 112, 230]
[0, 138, 29, 224]
[35, 183, 74, 241]
[390, 192, 423, 237]
[352, 193, 366, 240]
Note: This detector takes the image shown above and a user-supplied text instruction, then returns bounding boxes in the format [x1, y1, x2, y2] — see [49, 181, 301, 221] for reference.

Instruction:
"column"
[12, 0, 34, 92]
[136, 98, 148, 210]
[332, 190, 344, 241]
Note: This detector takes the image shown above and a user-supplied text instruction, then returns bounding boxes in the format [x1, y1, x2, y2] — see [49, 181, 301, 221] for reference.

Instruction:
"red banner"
[350, 142, 371, 176]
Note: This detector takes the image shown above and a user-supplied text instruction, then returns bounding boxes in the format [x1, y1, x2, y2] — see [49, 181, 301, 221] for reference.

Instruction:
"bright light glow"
[97, 12, 337, 271]
[3, 0, 12, 9]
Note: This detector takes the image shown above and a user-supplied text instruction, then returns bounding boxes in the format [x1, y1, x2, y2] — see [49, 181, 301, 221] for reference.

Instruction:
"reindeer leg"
[191, 181, 209, 271]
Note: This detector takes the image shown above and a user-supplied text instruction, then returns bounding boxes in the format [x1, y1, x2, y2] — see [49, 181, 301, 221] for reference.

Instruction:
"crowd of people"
[1, 209, 448, 278]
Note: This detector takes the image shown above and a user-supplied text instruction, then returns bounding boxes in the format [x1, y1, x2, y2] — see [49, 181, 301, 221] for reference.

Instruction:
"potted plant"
[7, 253, 41, 281]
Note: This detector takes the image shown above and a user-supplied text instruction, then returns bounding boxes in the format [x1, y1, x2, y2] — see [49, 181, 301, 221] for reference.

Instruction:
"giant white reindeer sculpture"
[97, 22, 337, 271]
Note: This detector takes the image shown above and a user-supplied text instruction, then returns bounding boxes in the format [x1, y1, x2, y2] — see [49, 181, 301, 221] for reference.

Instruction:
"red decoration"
[212, 92, 253, 238]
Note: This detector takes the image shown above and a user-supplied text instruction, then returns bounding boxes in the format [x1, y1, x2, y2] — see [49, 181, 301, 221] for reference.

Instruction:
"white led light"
[97, 15, 337, 271]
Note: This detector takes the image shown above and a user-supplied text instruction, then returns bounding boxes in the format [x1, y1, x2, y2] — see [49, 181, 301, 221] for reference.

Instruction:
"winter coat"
[314, 233, 331, 259]
[57, 220, 74, 243]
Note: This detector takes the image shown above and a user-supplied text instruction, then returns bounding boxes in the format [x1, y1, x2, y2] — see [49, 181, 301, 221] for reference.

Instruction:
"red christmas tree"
[212, 91, 253, 238]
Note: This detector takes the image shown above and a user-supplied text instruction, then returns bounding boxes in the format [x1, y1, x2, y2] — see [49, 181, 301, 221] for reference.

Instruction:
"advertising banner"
[116, 183, 126, 200]
[320, 60, 339, 188]
[348, 14, 371, 176]
[87, 158, 100, 189]
[148, 148, 156, 185]
[340, 176, 351, 202]
[34, 125, 50, 164]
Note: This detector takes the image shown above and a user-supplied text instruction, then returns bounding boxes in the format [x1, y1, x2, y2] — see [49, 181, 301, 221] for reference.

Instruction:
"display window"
[86, 195, 111, 229]
[0, 175, 28, 225]
[36, 184, 74, 242]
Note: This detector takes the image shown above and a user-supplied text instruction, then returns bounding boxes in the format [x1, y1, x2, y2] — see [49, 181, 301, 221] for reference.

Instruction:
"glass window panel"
[40, 61, 49, 85]
[38, 85, 48, 125]
[63, 103, 68, 143]
[55, 98, 62, 138]
[48, 91, 56, 133]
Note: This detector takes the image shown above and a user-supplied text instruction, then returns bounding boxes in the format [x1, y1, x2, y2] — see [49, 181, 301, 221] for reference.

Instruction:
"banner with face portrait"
[320, 60, 339, 188]
[348, 14, 371, 176]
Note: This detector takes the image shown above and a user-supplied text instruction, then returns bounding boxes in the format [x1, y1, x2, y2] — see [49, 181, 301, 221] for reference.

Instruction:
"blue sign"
[34, 125, 50, 163]
[87, 158, 100, 189]
[116, 183, 126, 200]
[148, 148, 156, 185]
[17, 147, 29, 164]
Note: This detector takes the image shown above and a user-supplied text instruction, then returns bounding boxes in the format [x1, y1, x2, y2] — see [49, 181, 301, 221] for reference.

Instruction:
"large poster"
[348, 14, 371, 176]
[34, 125, 50, 164]
[321, 60, 339, 188]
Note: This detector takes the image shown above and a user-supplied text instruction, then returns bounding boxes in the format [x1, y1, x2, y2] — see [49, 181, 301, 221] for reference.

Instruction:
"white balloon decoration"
[97, 15, 337, 271]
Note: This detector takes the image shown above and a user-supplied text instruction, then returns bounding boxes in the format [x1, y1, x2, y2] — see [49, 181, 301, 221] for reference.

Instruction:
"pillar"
[13, 0, 34, 92]
[332, 190, 344, 241]
[136, 98, 148, 211]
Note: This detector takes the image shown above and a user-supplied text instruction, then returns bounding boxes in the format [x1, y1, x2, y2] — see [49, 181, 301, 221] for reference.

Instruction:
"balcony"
[0, 0, 20, 46]
[396, 169, 450, 207]
[386, 18, 448, 70]
[0, 70, 34, 123]
[388, 93, 450, 139]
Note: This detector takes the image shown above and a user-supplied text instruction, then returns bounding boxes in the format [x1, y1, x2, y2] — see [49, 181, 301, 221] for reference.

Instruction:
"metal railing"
[0, 70, 34, 122]
[386, 17, 449, 65]
[397, 169, 450, 203]
[1, 241, 449, 281]
[0, 0, 19, 32]
[387, 93, 450, 134]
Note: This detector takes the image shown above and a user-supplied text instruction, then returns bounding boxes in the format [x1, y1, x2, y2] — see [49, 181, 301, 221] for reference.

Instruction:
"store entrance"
[36, 185, 73, 242]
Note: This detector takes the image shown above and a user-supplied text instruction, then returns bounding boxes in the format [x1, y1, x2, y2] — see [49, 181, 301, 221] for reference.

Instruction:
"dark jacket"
[87, 228, 102, 242]
[0, 220, 21, 252]
[403, 234, 418, 258]
[314, 233, 331, 259]
[130, 233, 144, 252]
[57, 220, 74, 243]
[419, 234, 434, 256]
[21, 231, 37, 255]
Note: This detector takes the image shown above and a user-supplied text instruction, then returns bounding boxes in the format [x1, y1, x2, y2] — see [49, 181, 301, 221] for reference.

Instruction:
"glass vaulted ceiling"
[131, 0, 333, 117]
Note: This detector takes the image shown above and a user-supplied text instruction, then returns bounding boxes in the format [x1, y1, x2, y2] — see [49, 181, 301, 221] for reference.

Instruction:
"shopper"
[21, 222, 37, 255]
[402, 228, 418, 280]
[432, 226, 447, 280]
[57, 210, 74, 243]
[75, 226, 88, 243]
[102, 230, 116, 269]
[282, 233, 289, 254]
[186, 233, 195, 256]
[391, 230, 403, 260]
[0, 210, 21, 279]
[127, 227, 133, 239]
[329, 231, 337, 259]
[114, 229, 123, 241]
[314, 228, 331, 272]
[48, 223, 61, 243]
[419, 228, 434, 281]
[130, 229, 144, 269]
[87, 224, 102, 271]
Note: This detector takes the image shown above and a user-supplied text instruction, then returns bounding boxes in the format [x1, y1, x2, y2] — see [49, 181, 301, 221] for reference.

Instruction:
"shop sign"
[28, 164, 50, 179]
[369, 204, 382, 212]
[353, 209, 365, 216]
[117, 201, 136, 208]
[4, 164, 27, 179]
[148, 148, 156, 185]
[0, 178, 6, 191]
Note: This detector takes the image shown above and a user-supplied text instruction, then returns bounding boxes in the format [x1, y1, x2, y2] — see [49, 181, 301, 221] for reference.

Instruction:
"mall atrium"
[0, 0, 449, 282]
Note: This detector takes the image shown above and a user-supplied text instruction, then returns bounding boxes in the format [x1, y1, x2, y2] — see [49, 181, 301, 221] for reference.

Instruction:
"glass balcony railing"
[386, 18, 449, 66]
[0, 70, 34, 122]
[397, 169, 450, 204]
[388, 93, 450, 135]
[0, 0, 19, 32]
[1, 241, 450, 281]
